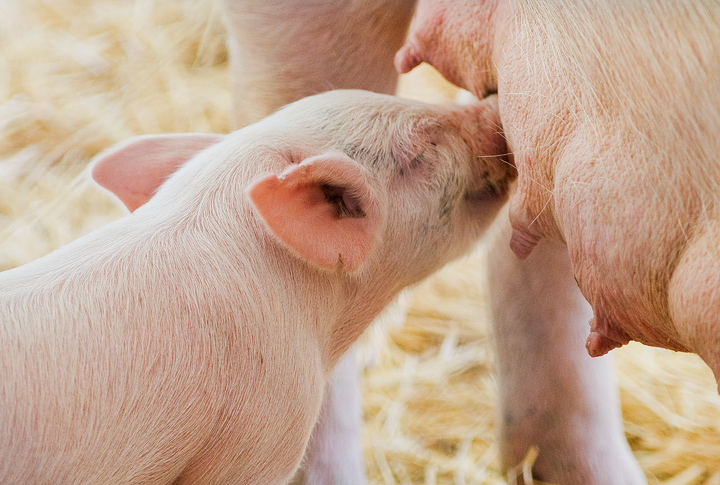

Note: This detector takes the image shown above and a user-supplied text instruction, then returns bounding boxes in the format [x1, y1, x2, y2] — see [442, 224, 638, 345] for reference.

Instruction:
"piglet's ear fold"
[91, 133, 223, 212]
[247, 152, 381, 272]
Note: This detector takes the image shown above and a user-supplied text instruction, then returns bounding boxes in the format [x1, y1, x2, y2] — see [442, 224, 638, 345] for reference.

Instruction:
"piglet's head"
[244, 90, 513, 282]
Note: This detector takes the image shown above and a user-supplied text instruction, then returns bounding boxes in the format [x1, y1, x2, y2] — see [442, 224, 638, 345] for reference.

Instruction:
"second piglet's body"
[0, 90, 511, 484]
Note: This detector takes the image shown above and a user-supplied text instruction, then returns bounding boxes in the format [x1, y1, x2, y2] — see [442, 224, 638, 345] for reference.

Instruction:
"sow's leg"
[486, 211, 645, 484]
[221, 0, 416, 126]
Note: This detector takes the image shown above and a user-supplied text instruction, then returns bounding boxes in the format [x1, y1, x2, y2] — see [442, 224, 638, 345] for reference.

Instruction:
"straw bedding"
[1, 1, 719, 483]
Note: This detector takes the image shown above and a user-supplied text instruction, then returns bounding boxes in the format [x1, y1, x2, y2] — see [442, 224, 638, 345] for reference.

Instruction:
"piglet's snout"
[453, 97, 515, 200]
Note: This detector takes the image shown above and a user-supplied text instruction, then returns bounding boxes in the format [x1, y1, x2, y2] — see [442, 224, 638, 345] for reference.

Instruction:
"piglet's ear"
[247, 152, 381, 272]
[91, 133, 223, 212]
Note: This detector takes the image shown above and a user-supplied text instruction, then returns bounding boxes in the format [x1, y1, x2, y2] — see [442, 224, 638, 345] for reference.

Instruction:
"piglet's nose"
[455, 97, 507, 162]
[453, 97, 516, 199]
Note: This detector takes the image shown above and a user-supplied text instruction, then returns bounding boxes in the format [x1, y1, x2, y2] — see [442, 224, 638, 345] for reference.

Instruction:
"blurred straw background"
[1, 1, 719, 483]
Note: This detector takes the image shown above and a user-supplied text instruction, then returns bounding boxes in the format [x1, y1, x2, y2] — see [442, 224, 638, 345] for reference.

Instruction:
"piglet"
[0, 90, 511, 484]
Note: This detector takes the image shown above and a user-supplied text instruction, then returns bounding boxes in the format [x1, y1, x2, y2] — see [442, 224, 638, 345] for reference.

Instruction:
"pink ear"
[246, 152, 381, 272]
[91, 133, 223, 211]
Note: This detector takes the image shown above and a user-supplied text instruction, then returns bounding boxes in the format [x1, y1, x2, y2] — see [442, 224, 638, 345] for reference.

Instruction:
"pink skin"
[395, 0, 505, 98]
[222, 0, 646, 483]
[221, 0, 416, 128]
[396, 0, 720, 386]
[0, 90, 511, 483]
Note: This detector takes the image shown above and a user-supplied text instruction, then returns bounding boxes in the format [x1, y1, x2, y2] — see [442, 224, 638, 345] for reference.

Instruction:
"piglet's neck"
[321, 276, 404, 370]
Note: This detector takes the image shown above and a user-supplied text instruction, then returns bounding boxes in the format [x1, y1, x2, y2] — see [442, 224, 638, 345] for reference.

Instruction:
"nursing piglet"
[0, 89, 511, 484]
